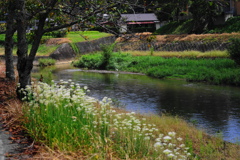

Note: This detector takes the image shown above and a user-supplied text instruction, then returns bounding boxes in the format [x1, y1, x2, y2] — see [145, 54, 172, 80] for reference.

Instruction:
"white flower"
[163, 149, 172, 155]
[163, 136, 172, 141]
[168, 143, 173, 147]
[144, 136, 150, 140]
[180, 144, 185, 148]
[154, 142, 163, 148]
[167, 153, 175, 158]
[159, 134, 164, 138]
[177, 137, 183, 141]
[168, 131, 176, 137]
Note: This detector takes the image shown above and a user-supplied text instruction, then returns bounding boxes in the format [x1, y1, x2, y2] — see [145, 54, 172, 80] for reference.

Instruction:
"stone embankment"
[49, 36, 116, 60]
[116, 33, 240, 52]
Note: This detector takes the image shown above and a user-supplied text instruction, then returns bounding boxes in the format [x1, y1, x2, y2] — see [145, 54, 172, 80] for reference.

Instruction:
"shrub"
[38, 58, 56, 67]
[44, 30, 67, 38]
[72, 53, 102, 69]
[227, 38, 240, 65]
[99, 43, 115, 69]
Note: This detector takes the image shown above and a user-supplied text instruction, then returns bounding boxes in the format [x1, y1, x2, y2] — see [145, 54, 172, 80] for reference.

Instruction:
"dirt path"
[0, 62, 34, 159]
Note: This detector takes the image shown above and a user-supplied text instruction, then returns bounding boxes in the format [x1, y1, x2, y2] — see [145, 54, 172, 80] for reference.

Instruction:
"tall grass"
[21, 81, 240, 159]
[73, 52, 240, 86]
[22, 80, 192, 159]
[122, 50, 229, 58]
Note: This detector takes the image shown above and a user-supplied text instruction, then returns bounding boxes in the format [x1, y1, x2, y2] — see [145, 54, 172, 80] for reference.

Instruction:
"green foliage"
[208, 16, 240, 33]
[155, 16, 240, 35]
[72, 53, 103, 69]
[74, 52, 240, 86]
[150, 46, 154, 56]
[227, 38, 240, 65]
[45, 30, 67, 38]
[99, 43, 115, 70]
[38, 58, 56, 67]
[154, 20, 193, 35]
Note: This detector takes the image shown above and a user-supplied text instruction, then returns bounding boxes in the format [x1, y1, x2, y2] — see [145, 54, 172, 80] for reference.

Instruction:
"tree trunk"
[4, 0, 16, 80]
[15, 0, 29, 98]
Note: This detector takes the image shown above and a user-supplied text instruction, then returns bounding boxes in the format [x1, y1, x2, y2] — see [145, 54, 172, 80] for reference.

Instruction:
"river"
[33, 64, 240, 143]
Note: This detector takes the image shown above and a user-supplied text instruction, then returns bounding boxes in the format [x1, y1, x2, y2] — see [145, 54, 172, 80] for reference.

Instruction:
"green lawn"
[66, 31, 112, 43]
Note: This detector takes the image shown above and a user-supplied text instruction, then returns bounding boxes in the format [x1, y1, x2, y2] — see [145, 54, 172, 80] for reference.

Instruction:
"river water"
[34, 65, 240, 143]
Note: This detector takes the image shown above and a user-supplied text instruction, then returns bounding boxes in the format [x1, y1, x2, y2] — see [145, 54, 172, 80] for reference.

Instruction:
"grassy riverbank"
[20, 80, 240, 159]
[72, 50, 240, 86]
[0, 31, 111, 56]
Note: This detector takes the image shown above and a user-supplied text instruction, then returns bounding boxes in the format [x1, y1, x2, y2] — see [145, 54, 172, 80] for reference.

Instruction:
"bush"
[227, 38, 240, 65]
[44, 30, 67, 38]
[153, 20, 193, 35]
[207, 16, 240, 33]
[72, 53, 102, 69]
[38, 58, 56, 67]
[99, 43, 115, 69]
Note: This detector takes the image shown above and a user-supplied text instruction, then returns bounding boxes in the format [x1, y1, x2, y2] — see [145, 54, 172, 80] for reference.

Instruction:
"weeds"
[38, 58, 56, 67]
[69, 43, 80, 54]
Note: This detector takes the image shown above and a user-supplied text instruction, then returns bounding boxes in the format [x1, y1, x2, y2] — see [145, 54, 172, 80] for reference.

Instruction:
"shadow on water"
[33, 65, 240, 143]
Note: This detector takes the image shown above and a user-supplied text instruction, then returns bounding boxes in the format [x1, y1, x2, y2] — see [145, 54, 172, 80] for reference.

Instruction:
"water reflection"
[34, 66, 240, 143]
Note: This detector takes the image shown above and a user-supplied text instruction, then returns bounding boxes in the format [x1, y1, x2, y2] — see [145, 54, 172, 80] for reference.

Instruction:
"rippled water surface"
[35, 65, 240, 143]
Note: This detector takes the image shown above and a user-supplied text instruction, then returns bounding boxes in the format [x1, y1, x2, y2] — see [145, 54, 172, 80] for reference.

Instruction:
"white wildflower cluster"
[154, 132, 191, 159]
[113, 112, 158, 138]
[23, 80, 96, 110]
[22, 80, 192, 159]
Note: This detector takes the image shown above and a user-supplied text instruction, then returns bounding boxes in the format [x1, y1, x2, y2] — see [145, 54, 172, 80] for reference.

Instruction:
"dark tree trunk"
[4, 0, 16, 80]
[15, 0, 29, 98]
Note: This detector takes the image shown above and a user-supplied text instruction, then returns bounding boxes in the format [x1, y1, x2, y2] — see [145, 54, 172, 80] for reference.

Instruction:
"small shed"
[120, 13, 160, 33]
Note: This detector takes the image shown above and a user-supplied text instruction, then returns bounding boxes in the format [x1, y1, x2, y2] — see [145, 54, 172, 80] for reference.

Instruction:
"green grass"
[38, 58, 56, 67]
[36, 45, 60, 56]
[22, 80, 240, 159]
[73, 51, 240, 86]
[66, 31, 112, 43]
[122, 50, 229, 58]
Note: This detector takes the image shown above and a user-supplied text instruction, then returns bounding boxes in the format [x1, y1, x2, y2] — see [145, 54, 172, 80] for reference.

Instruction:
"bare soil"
[45, 38, 71, 45]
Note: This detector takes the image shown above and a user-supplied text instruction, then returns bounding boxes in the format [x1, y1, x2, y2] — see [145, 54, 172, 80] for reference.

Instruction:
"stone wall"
[116, 41, 231, 52]
[50, 36, 116, 60]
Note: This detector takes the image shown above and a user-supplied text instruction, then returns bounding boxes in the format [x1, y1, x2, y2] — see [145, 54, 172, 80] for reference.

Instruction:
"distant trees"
[142, 0, 229, 33]
[189, 0, 227, 33]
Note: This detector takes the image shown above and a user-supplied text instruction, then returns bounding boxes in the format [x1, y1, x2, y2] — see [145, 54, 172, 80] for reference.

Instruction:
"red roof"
[127, 21, 155, 24]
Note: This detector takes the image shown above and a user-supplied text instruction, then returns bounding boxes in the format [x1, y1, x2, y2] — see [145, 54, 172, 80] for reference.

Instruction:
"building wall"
[233, 1, 240, 15]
